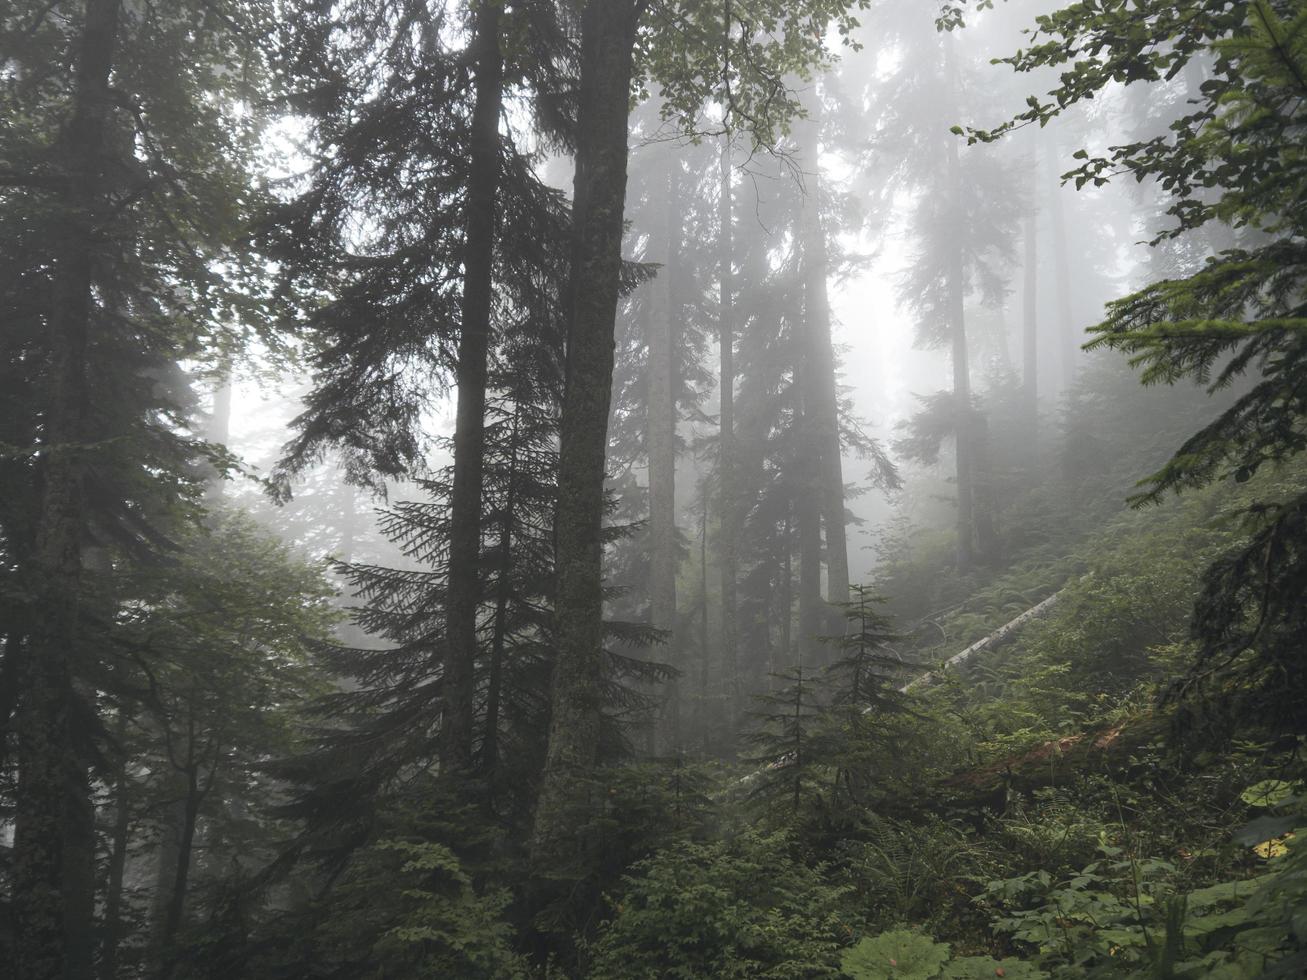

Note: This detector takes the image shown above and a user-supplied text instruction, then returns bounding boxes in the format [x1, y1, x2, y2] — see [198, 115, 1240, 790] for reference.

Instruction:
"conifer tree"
[0, 1, 279, 972]
[961, 0, 1307, 731]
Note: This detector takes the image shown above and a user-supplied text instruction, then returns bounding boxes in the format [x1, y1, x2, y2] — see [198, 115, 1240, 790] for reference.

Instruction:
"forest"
[3, 0, 1307, 977]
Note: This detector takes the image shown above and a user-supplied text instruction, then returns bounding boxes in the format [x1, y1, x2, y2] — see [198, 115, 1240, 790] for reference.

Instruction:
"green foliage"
[842, 929, 951, 980]
[586, 831, 855, 978]
[959, 0, 1307, 736]
[636, 0, 869, 145]
[834, 816, 1004, 934]
[309, 836, 527, 980]
[842, 929, 1046, 980]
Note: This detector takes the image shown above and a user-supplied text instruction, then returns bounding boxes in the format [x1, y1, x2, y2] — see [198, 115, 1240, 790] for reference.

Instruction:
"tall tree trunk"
[717, 134, 740, 741]
[780, 511, 792, 682]
[946, 133, 976, 573]
[973, 414, 999, 560]
[698, 487, 711, 753]
[14, 2, 120, 977]
[647, 158, 680, 751]
[532, 0, 640, 869]
[1046, 146, 1076, 393]
[442, 0, 504, 774]
[1022, 201, 1038, 451]
[796, 98, 850, 618]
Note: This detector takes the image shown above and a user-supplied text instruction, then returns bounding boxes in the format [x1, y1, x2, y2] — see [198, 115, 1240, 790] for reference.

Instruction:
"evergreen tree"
[0, 1, 279, 973]
[962, 0, 1307, 732]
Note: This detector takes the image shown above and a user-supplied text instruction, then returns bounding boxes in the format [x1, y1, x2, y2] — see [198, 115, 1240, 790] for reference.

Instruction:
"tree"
[880, 12, 1020, 571]
[534, 0, 875, 876]
[0, 1, 277, 973]
[958, 0, 1307, 732]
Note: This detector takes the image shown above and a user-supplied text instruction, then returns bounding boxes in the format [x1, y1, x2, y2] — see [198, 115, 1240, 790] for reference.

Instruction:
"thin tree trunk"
[14, 3, 120, 976]
[717, 134, 740, 741]
[1022, 201, 1038, 451]
[780, 512, 792, 680]
[698, 487, 710, 754]
[647, 158, 680, 751]
[1046, 146, 1076, 393]
[532, 0, 640, 868]
[443, 0, 504, 774]
[148, 791, 185, 974]
[161, 767, 202, 953]
[973, 414, 999, 560]
[944, 51, 976, 572]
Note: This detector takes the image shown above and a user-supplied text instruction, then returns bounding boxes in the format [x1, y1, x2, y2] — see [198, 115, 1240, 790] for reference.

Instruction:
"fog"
[9, 0, 1292, 975]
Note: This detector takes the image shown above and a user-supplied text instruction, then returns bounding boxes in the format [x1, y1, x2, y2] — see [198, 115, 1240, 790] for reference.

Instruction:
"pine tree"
[964, 0, 1307, 732]
[0, 1, 279, 972]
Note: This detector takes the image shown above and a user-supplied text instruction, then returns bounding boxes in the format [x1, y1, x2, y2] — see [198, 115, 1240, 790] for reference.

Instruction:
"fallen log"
[898, 588, 1065, 694]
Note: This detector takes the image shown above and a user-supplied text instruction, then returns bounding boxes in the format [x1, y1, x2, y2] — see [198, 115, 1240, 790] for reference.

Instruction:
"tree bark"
[647, 157, 680, 750]
[532, 0, 640, 868]
[443, 0, 504, 774]
[717, 134, 740, 739]
[14, 2, 120, 977]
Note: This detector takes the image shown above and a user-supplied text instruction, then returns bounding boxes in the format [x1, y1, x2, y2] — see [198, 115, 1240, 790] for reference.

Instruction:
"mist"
[4, 0, 1305, 976]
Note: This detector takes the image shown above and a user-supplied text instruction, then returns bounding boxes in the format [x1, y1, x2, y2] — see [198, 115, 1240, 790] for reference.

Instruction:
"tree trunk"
[1046, 146, 1076, 393]
[796, 98, 849, 617]
[14, 2, 120, 977]
[148, 792, 185, 974]
[442, 0, 504, 774]
[1021, 202, 1038, 452]
[780, 512, 792, 681]
[647, 158, 680, 751]
[717, 134, 740, 741]
[531, 0, 640, 868]
[161, 769, 202, 956]
[945, 82, 976, 573]
[698, 488, 711, 753]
